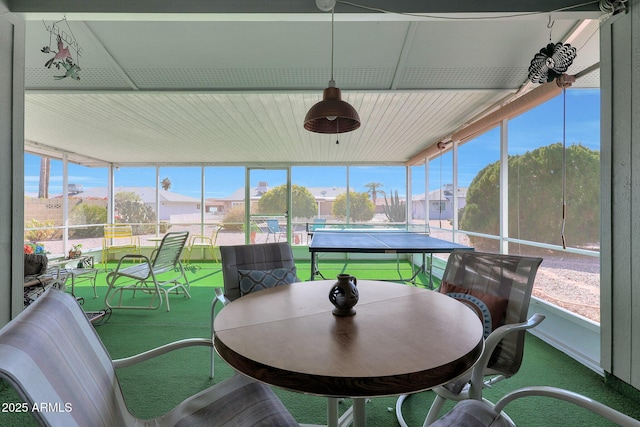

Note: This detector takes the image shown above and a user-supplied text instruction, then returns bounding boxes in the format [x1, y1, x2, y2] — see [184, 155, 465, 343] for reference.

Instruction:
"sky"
[24, 89, 600, 200]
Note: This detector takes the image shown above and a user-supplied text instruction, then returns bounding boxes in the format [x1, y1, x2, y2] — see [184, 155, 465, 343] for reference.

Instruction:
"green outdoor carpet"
[1, 260, 639, 426]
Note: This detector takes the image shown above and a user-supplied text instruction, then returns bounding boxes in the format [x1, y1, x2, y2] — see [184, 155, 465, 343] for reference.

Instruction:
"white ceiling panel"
[17, 1, 603, 167]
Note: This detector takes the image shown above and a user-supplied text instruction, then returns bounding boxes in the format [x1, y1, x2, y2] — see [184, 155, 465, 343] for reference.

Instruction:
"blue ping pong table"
[309, 229, 472, 286]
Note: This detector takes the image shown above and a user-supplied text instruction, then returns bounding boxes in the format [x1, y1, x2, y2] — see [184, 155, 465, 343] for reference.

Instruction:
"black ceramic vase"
[329, 274, 359, 316]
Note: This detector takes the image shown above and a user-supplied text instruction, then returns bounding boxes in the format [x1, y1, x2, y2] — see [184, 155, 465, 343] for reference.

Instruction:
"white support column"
[108, 165, 115, 222]
[200, 166, 205, 235]
[345, 166, 350, 224]
[244, 167, 251, 244]
[406, 165, 411, 227]
[499, 119, 509, 254]
[286, 166, 292, 241]
[452, 141, 459, 238]
[155, 166, 160, 235]
[425, 157, 430, 226]
[2, 12, 26, 323]
[62, 153, 69, 254]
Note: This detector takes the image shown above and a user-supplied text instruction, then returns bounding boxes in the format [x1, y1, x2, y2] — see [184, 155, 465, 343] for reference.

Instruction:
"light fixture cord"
[439, 145, 443, 229]
[331, 6, 335, 81]
[561, 88, 567, 249]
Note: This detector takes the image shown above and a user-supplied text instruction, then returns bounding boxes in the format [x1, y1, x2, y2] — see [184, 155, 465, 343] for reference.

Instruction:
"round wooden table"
[214, 280, 483, 427]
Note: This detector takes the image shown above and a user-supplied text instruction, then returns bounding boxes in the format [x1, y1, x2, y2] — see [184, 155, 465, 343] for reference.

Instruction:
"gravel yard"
[534, 255, 600, 322]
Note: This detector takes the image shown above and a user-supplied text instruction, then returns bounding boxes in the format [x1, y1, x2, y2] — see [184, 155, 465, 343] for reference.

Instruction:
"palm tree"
[364, 182, 385, 206]
[38, 157, 50, 198]
[161, 177, 172, 191]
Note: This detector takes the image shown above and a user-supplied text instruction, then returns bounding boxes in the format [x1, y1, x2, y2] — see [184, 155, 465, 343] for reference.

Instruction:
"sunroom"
[3, 0, 640, 422]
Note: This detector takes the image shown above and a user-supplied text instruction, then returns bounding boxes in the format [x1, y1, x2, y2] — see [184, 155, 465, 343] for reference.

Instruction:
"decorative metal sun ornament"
[527, 42, 577, 84]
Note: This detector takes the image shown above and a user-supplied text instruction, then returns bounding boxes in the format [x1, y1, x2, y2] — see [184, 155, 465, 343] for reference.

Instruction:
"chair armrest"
[214, 287, 231, 307]
[468, 313, 545, 400]
[40, 265, 62, 279]
[190, 235, 213, 245]
[493, 386, 640, 427]
[484, 313, 545, 357]
[116, 253, 150, 265]
[211, 288, 231, 331]
[113, 338, 212, 368]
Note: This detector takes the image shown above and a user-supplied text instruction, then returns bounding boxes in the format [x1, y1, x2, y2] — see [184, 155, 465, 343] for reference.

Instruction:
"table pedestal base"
[327, 397, 367, 427]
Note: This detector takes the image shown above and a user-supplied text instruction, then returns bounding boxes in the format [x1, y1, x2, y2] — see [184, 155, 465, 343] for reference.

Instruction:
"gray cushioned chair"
[0, 288, 299, 427]
[397, 250, 544, 427]
[211, 242, 297, 378]
[430, 386, 640, 427]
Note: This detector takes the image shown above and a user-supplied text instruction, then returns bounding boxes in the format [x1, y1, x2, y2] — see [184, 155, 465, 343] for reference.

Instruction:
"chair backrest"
[266, 219, 280, 233]
[104, 224, 134, 241]
[220, 242, 296, 302]
[0, 289, 134, 426]
[441, 250, 542, 377]
[210, 224, 222, 244]
[152, 231, 189, 273]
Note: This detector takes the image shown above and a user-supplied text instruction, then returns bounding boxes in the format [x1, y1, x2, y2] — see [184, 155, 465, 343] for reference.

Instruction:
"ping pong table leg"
[427, 253, 433, 289]
[310, 251, 325, 280]
[403, 252, 435, 288]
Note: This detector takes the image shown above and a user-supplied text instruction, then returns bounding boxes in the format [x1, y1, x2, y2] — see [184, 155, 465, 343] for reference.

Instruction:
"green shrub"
[222, 205, 245, 231]
[24, 219, 57, 241]
[69, 203, 107, 237]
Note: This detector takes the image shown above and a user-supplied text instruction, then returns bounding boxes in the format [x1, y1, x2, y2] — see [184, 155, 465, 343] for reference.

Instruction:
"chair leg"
[395, 394, 410, 427]
[210, 297, 216, 379]
[424, 395, 447, 427]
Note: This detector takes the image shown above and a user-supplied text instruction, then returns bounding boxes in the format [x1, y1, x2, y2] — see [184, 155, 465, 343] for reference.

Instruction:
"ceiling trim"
[10, 0, 601, 16]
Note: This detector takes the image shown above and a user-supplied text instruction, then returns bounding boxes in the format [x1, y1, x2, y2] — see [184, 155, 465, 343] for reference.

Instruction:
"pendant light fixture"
[304, 0, 361, 134]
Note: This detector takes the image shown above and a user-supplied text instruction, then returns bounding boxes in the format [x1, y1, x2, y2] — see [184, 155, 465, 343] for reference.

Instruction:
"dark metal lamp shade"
[304, 81, 360, 134]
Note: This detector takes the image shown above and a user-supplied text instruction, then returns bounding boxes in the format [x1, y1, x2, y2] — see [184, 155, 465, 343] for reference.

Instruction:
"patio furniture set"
[10, 229, 639, 426]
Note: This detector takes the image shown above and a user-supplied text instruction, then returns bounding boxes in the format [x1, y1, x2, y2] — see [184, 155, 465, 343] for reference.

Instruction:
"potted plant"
[24, 242, 47, 255]
[243, 222, 261, 244]
[68, 243, 82, 259]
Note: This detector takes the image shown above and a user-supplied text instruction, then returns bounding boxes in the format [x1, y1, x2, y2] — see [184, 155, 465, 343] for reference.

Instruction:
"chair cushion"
[161, 374, 299, 426]
[238, 267, 297, 296]
[430, 399, 512, 427]
[440, 281, 509, 338]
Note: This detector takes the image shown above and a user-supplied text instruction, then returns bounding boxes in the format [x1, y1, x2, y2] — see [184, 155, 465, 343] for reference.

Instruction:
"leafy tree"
[332, 192, 375, 222]
[115, 191, 156, 234]
[460, 143, 599, 250]
[69, 203, 107, 237]
[257, 184, 317, 219]
[364, 182, 385, 206]
[161, 177, 172, 191]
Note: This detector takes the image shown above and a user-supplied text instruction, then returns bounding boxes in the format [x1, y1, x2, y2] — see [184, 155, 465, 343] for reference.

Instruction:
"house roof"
[77, 186, 200, 204]
[412, 187, 468, 201]
[219, 186, 350, 201]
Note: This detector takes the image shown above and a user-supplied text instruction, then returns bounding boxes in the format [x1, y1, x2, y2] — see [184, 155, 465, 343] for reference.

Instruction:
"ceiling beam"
[74, 21, 139, 90]
[10, 0, 601, 16]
